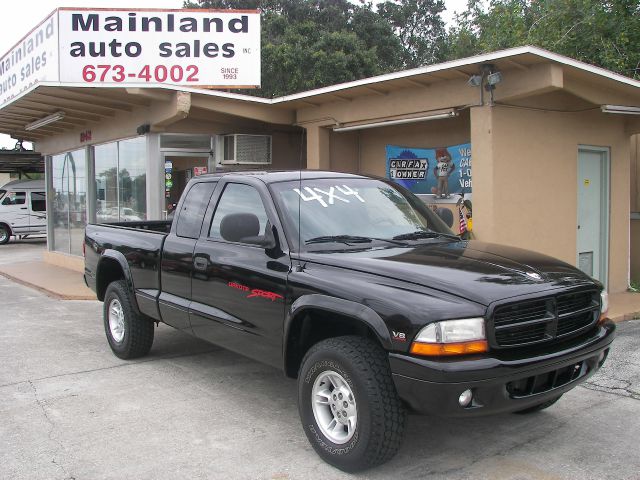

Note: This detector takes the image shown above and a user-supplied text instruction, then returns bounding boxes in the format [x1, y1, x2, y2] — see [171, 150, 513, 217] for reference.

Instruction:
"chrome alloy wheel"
[0, 227, 8, 243]
[108, 298, 126, 343]
[312, 370, 358, 444]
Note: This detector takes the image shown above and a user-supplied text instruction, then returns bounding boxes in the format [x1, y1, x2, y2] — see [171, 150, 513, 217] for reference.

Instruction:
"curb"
[0, 271, 96, 301]
[610, 312, 640, 323]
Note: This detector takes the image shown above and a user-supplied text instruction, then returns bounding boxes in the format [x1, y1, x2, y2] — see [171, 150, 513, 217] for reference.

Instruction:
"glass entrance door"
[51, 149, 86, 256]
[163, 154, 211, 218]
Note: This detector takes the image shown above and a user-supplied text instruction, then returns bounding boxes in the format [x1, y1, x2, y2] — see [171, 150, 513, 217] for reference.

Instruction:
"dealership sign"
[0, 8, 261, 106]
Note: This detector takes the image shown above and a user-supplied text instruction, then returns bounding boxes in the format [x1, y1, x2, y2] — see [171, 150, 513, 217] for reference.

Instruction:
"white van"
[0, 179, 46, 245]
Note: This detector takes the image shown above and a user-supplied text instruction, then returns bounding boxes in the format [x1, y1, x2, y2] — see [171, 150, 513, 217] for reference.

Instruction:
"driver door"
[190, 180, 290, 368]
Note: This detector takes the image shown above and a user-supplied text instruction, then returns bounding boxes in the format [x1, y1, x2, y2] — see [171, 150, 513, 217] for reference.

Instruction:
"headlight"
[410, 318, 488, 356]
[600, 291, 608, 315]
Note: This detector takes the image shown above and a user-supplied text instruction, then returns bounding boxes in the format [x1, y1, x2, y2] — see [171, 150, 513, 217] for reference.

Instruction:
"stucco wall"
[328, 111, 471, 177]
[631, 220, 640, 284]
[472, 105, 630, 292]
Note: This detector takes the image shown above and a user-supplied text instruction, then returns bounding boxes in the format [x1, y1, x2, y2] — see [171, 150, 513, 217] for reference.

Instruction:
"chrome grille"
[490, 290, 599, 348]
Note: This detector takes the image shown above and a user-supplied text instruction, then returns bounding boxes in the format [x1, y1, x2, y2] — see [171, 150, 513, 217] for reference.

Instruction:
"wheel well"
[96, 258, 125, 301]
[284, 309, 382, 378]
[0, 223, 12, 234]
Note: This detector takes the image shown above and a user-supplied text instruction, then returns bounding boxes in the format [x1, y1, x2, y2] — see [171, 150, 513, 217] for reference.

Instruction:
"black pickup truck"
[84, 171, 614, 472]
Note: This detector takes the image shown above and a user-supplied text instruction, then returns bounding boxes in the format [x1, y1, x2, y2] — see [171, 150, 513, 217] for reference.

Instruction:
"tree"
[377, 0, 448, 67]
[447, 0, 640, 78]
[185, 0, 407, 96]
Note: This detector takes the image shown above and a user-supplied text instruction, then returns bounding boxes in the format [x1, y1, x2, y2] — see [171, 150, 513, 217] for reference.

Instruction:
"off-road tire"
[103, 280, 154, 359]
[298, 336, 406, 472]
[0, 224, 11, 245]
[513, 394, 562, 414]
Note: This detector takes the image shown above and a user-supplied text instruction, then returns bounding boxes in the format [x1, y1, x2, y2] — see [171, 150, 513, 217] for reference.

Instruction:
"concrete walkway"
[0, 239, 94, 300]
[0, 260, 94, 300]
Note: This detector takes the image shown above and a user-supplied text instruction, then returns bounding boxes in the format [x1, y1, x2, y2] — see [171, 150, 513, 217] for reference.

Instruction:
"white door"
[0, 190, 30, 233]
[577, 148, 609, 286]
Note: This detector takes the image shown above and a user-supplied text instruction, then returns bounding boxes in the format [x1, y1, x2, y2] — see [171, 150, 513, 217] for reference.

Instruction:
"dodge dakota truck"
[84, 171, 615, 472]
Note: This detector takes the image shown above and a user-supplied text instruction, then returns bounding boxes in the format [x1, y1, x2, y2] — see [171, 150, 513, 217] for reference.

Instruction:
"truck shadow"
[147, 325, 572, 479]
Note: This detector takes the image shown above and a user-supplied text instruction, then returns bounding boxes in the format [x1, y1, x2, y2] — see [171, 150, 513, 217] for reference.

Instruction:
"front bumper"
[390, 320, 615, 417]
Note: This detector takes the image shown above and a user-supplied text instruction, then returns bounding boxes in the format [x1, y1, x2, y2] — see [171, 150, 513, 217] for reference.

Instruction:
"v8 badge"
[392, 331, 407, 342]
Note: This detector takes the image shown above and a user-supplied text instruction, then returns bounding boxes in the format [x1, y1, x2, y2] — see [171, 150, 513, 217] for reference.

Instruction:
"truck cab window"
[176, 182, 217, 238]
[209, 183, 269, 244]
[2, 191, 26, 206]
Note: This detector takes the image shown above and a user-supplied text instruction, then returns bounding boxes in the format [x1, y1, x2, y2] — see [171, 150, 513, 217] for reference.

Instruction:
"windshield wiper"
[305, 235, 407, 246]
[392, 230, 460, 241]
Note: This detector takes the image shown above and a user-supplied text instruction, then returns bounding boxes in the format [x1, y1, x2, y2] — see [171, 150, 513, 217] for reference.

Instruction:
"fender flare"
[96, 250, 136, 305]
[283, 294, 393, 369]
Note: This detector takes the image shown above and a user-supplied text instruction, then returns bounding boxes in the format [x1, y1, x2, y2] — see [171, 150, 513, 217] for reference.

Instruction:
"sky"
[0, 0, 469, 149]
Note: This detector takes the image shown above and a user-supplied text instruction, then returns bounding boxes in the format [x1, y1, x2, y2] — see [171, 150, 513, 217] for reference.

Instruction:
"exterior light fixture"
[333, 110, 458, 132]
[467, 75, 482, 87]
[601, 105, 640, 115]
[486, 71, 503, 86]
[24, 111, 65, 131]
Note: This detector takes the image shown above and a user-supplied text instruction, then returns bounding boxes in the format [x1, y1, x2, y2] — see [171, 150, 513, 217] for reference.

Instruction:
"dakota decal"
[228, 281, 283, 302]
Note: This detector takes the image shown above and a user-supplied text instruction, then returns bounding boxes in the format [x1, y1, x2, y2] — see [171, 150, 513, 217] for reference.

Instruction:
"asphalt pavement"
[0, 246, 639, 479]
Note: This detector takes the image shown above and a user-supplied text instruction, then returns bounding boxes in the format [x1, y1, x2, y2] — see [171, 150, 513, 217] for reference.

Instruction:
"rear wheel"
[103, 280, 154, 359]
[297, 336, 406, 472]
[0, 224, 11, 245]
[513, 394, 562, 414]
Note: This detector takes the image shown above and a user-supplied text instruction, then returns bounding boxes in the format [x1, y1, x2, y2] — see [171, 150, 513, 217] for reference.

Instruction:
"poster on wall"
[386, 143, 471, 201]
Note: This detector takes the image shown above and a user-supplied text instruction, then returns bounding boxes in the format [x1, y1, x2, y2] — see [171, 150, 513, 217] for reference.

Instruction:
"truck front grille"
[489, 290, 600, 348]
[506, 361, 587, 398]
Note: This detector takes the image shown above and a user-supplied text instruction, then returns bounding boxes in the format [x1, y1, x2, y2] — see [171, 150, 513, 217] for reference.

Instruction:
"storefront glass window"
[52, 149, 86, 255]
[95, 143, 119, 223]
[118, 137, 147, 221]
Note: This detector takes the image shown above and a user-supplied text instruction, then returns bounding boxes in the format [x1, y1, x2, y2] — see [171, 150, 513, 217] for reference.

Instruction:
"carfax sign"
[386, 143, 472, 198]
[0, 8, 261, 107]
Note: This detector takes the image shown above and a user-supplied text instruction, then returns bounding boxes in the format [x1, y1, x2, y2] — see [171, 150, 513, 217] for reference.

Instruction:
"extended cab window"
[209, 183, 269, 244]
[176, 182, 217, 238]
[31, 192, 46, 212]
[1, 191, 26, 206]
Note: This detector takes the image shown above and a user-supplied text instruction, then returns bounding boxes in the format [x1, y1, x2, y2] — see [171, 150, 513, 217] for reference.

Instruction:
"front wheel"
[297, 336, 406, 472]
[103, 280, 154, 359]
[0, 224, 11, 245]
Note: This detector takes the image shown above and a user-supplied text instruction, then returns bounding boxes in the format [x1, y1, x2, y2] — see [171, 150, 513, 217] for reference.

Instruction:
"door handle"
[20, 207, 27, 210]
[193, 257, 208, 271]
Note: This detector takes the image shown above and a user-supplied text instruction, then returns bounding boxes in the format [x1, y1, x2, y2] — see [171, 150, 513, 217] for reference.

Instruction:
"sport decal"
[228, 281, 283, 302]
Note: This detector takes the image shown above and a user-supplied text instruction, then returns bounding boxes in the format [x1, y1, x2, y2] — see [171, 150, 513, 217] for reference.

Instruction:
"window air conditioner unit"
[222, 134, 272, 165]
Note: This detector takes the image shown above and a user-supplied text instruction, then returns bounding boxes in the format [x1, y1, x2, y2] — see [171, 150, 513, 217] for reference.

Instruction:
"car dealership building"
[1, 9, 640, 293]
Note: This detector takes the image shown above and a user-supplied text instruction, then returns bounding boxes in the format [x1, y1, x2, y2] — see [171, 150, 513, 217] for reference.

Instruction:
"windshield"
[0, 190, 5, 201]
[270, 177, 455, 251]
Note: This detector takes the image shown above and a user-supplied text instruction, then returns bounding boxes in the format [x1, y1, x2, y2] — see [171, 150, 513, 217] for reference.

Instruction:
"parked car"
[84, 171, 615, 472]
[0, 179, 46, 245]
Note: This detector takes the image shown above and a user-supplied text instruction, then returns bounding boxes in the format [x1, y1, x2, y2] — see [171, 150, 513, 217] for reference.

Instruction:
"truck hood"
[303, 240, 596, 306]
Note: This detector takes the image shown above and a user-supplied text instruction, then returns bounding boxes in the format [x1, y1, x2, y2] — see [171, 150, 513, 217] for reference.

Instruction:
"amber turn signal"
[410, 340, 488, 356]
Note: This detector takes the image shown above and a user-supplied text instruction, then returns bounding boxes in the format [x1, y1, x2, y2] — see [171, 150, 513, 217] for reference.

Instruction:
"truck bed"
[84, 221, 172, 319]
